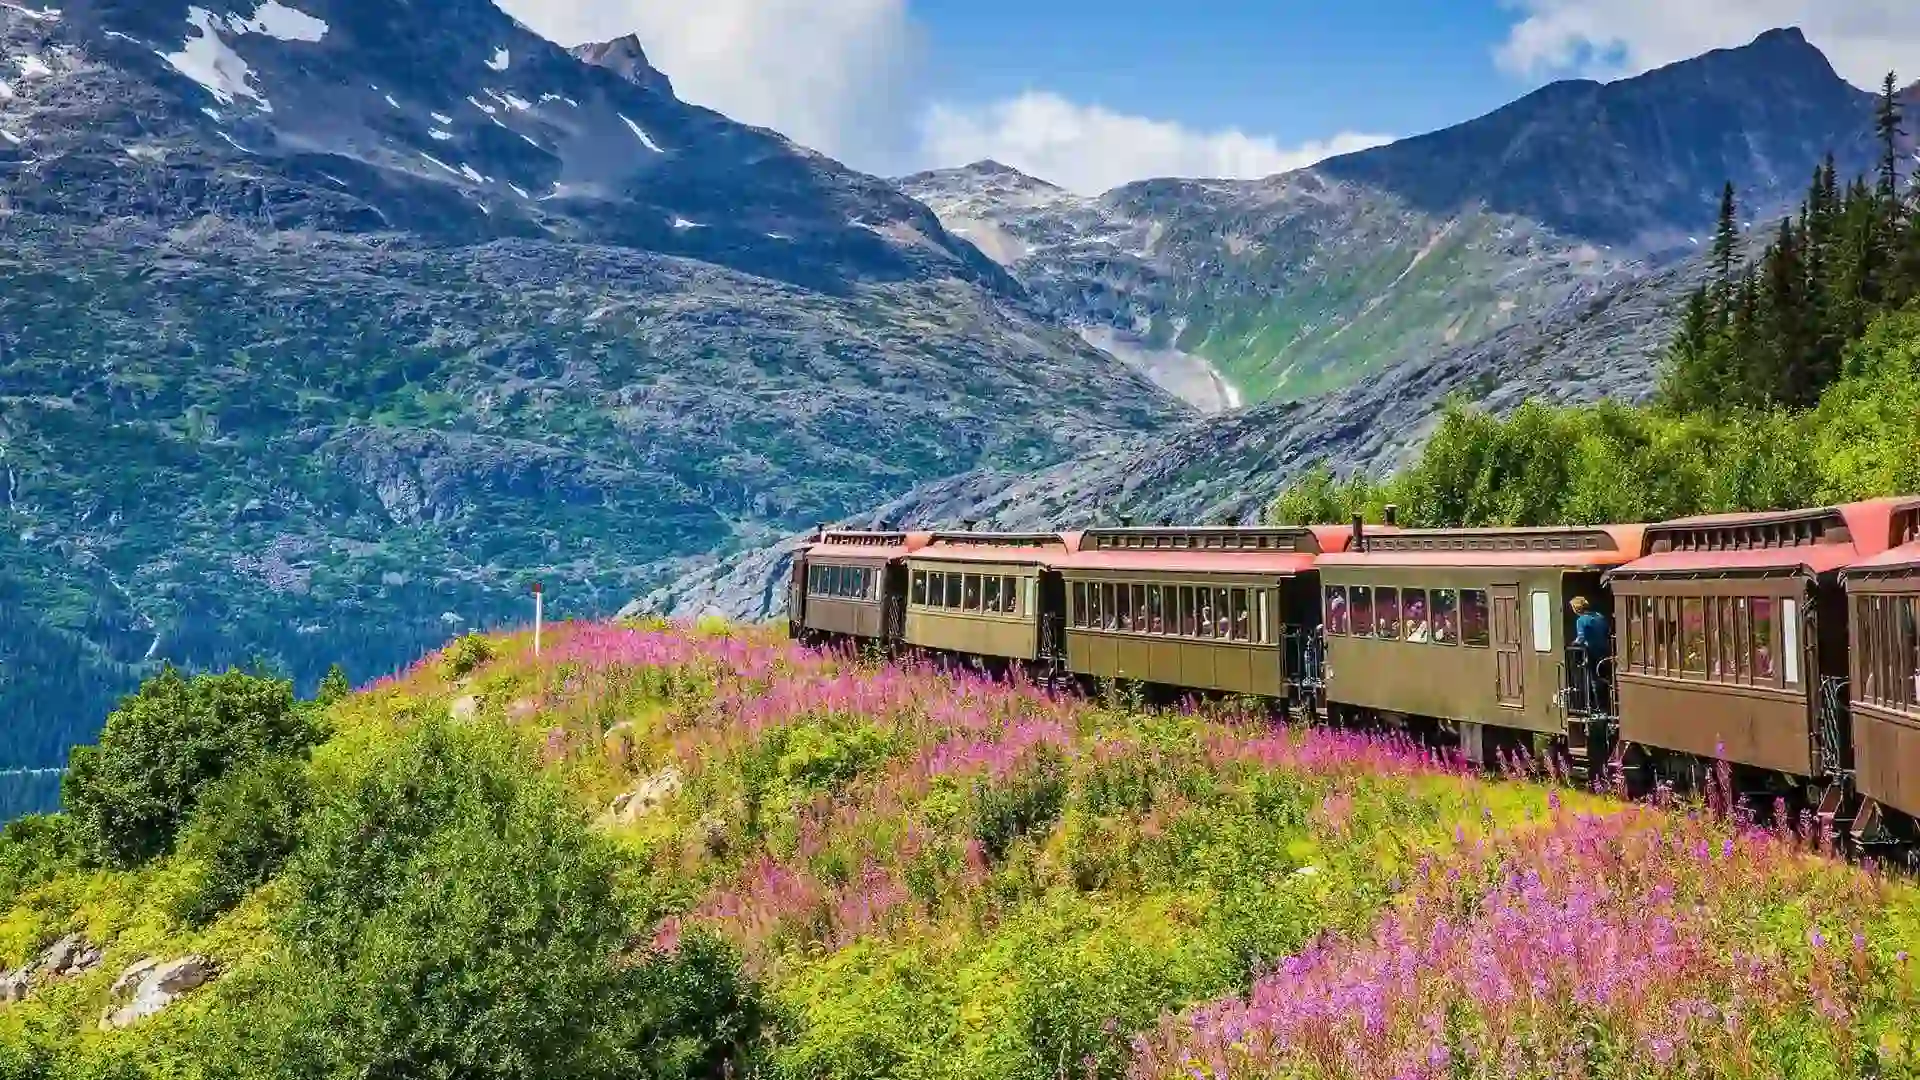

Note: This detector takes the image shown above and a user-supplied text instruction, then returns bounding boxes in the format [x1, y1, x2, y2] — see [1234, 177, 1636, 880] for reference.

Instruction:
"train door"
[787, 557, 807, 639]
[1493, 584, 1524, 708]
[882, 562, 909, 643]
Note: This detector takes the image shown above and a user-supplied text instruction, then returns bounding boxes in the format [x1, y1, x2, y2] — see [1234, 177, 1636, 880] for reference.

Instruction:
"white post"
[532, 582, 544, 656]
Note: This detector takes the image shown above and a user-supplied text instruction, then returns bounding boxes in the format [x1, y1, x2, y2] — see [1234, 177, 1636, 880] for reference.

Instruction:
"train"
[784, 498, 1920, 859]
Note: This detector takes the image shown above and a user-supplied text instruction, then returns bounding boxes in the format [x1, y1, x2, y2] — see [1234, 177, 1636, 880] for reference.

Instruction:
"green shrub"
[211, 716, 767, 1079]
[776, 723, 896, 791]
[971, 748, 1069, 863]
[62, 666, 319, 869]
[0, 813, 78, 909]
[440, 633, 496, 680]
[168, 755, 312, 927]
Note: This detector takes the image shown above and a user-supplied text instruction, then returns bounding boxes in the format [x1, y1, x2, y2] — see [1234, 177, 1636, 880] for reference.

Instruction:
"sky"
[495, 0, 1920, 195]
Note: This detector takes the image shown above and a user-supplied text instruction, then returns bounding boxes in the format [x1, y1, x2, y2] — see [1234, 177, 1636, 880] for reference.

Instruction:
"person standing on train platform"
[1571, 597, 1611, 711]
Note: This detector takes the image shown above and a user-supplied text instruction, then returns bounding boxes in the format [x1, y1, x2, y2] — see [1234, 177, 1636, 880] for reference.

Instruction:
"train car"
[903, 532, 1068, 666]
[1840, 506, 1920, 847]
[793, 530, 930, 647]
[1315, 524, 1648, 765]
[1056, 525, 1355, 702]
[1605, 500, 1919, 806]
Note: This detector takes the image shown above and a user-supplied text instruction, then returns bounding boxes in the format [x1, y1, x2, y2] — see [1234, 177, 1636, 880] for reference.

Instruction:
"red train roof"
[1843, 540, 1920, 579]
[1609, 544, 1864, 579]
[1059, 550, 1321, 575]
[1616, 497, 1920, 580]
[1316, 525, 1646, 570]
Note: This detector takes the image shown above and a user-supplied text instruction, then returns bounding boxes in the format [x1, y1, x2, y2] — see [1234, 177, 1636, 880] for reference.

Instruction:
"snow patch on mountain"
[160, 8, 265, 109]
[233, 1, 327, 43]
[488, 47, 509, 71]
[0, 2, 58, 22]
[12, 53, 51, 79]
[618, 114, 662, 153]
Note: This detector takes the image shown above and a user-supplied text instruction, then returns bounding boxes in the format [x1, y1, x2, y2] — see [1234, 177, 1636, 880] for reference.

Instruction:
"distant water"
[0, 769, 63, 824]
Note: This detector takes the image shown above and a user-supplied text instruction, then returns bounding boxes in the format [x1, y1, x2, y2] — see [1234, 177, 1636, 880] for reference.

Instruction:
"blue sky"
[502, 0, 1918, 193]
[914, 0, 1522, 149]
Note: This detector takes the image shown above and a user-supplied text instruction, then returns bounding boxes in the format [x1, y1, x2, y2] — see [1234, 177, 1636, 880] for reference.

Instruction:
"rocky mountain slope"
[637, 245, 1711, 621]
[0, 0, 1184, 769]
[899, 28, 1880, 409]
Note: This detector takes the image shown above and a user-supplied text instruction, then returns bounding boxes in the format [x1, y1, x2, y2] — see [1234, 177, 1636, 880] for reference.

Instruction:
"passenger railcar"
[789, 530, 928, 648]
[1315, 524, 1646, 767]
[1841, 508, 1920, 849]
[1057, 525, 1354, 703]
[903, 532, 1065, 665]
[1605, 500, 1919, 820]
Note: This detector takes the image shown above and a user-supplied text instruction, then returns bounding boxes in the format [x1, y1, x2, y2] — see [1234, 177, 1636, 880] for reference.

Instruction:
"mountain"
[0, 0, 1185, 773]
[635, 246, 1710, 621]
[899, 28, 1880, 409]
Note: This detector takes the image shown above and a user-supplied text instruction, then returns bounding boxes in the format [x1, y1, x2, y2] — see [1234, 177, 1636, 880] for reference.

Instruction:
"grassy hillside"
[3, 622, 1919, 1077]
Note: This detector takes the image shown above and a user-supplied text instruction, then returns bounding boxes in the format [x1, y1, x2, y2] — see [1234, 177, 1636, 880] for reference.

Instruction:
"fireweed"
[1128, 804, 1920, 1080]
[376, 622, 1920, 1079]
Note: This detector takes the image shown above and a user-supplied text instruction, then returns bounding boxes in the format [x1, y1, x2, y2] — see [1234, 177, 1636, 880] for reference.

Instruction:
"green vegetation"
[1271, 76, 1920, 529]
[3, 623, 1919, 1078]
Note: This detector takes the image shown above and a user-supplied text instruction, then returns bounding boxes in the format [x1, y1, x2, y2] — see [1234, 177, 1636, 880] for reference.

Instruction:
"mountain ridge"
[899, 26, 1878, 409]
[0, 0, 1184, 775]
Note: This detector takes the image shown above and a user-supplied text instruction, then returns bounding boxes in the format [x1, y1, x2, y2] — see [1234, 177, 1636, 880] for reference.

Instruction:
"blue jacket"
[1574, 611, 1611, 660]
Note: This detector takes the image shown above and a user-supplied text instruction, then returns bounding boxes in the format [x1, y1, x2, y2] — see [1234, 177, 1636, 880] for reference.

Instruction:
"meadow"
[2, 620, 1919, 1079]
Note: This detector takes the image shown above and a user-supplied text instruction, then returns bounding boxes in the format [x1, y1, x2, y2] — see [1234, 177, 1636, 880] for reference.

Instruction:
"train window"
[1896, 595, 1912, 707]
[945, 573, 963, 609]
[1734, 598, 1751, 683]
[1005, 576, 1019, 615]
[1215, 588, 1232, 638]
[1350, 587, 1374, 641]
[1718, 598, 1739, 680]
[1402, 589, 1429, 642]
[1147, 585, 1164, 634]
[963, 574, 981, 611]
[927, 572, 944, 608]
[1531, 591, 1553, 654]
[1431, 590, 1458, 645]
[1324, 586, 1349, 635]
[912, 570, 927, 606]
[1116, 585, 1133, 631]
[1751, 598, 1776, 681]
[1087, 583, 1103, 627]
[1194, 586, 1213, 639]
[1782, 598, 1799, 686]
[1230, 589, 1250, 642]
[1132, 585, 1149, 632]
[1680, 599, 1706, 675]
[1071, 582, 1087, 627]
[1461, 590, 1490, 648]
[1179, 586, 1196, 636]
[1097, 583, 1114, 630]
[1374, 588, 1400, 640]
[983, 575, 1001, 613]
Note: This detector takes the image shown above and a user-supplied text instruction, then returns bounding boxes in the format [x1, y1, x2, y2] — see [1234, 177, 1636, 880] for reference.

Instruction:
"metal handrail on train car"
[1817, 674, 1850, 781]
[1556, 646, 1617, 720]
[1285, 625, 1327, 695]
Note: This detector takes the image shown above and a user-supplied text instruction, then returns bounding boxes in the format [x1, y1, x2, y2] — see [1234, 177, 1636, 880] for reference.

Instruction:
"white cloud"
[494, 1, 1390, 189]
[920, 92, 1394, 195]
[495, 0, 924, 170]
[1495, 0, 1920, 89]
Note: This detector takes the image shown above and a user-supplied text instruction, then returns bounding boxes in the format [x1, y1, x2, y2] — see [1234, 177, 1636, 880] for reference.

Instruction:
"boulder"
[0, 969, 28, 1005]
[608, 766, 682, 825]
[42, 933, 103, 977]
[0, 933, 106, 1006]
[449, 694, 479, 722]
[100, 956, 216, 1030]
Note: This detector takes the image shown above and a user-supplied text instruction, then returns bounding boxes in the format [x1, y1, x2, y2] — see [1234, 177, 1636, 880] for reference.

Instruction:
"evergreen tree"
[1877, 73, 1905, 213]
[1711, 182, 1740, 309]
